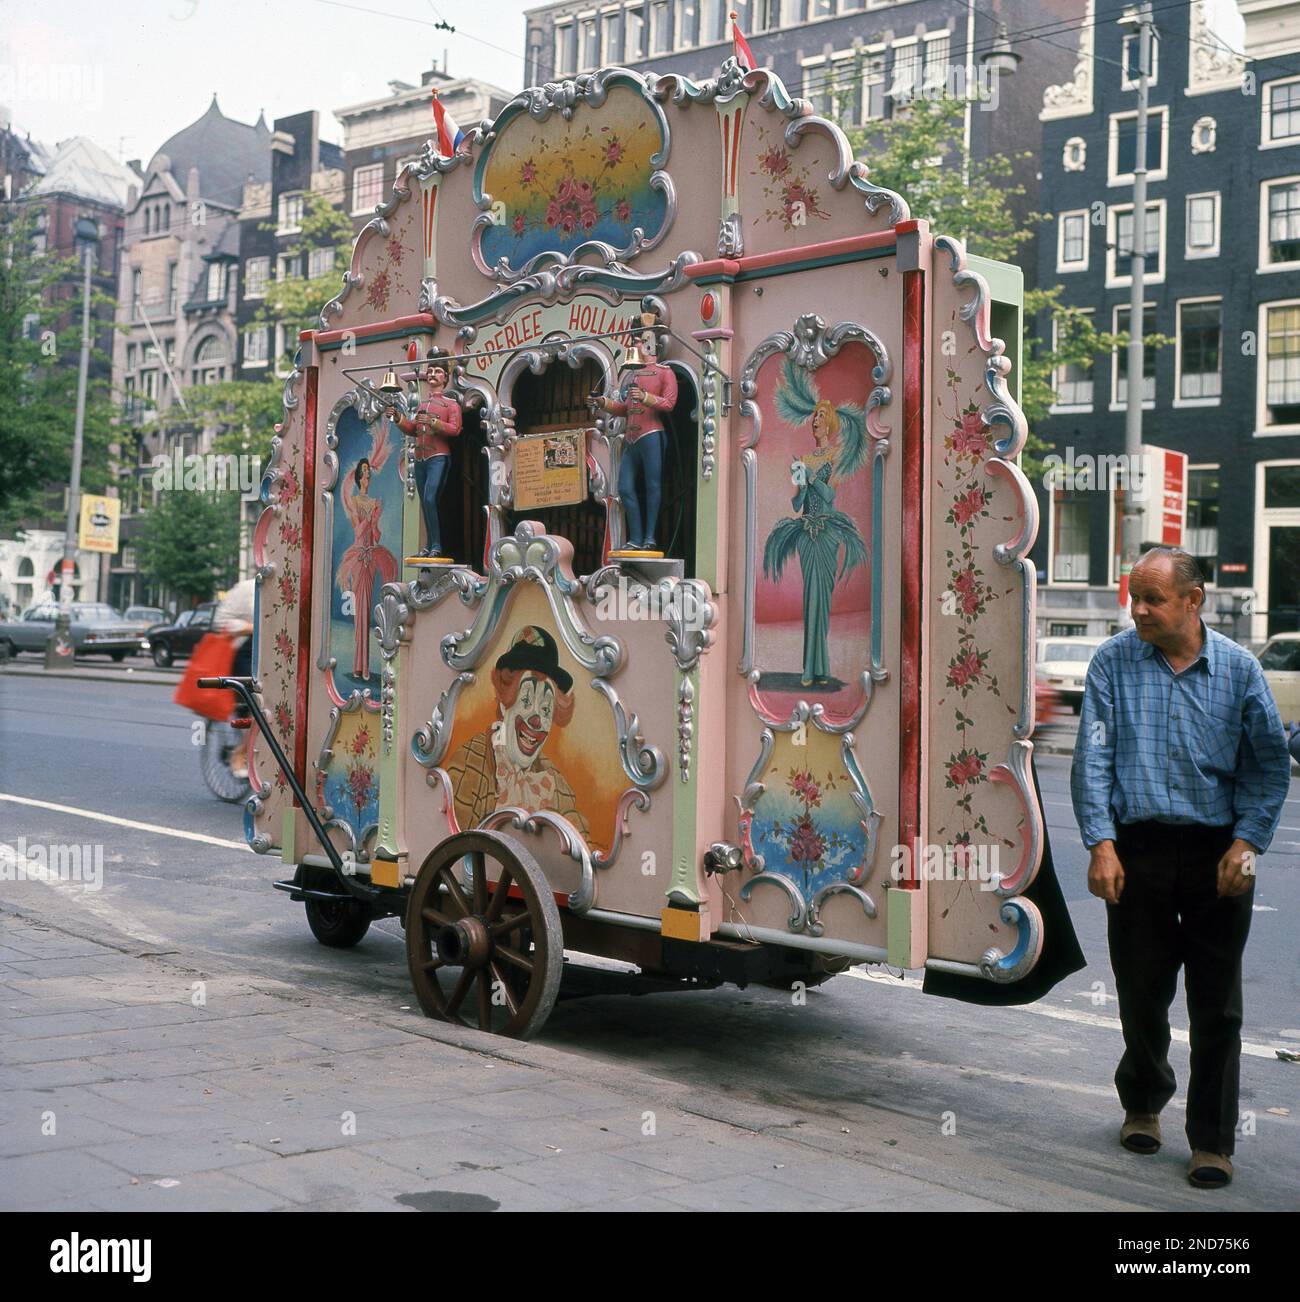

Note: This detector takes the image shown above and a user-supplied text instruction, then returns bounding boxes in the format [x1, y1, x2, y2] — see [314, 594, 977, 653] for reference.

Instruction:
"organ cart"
[225, 53, 1074, 1039]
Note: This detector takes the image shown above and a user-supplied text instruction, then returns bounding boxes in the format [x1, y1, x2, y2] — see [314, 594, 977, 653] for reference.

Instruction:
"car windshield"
[1259, 640, 1300, 672]
[72, 604, 120, 621]
[1044, 643, 1097, 663]
[125, 607, 164, 621]
[175, 610, 195, 627]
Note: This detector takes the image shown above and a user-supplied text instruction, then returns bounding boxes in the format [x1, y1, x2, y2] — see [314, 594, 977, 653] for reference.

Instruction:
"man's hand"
[1087, 840, 1125, 904]
[1216, 839, 1257, 897]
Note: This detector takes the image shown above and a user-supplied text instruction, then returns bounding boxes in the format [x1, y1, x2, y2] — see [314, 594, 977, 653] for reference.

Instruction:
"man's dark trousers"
[1108, 821, 1253, 1155]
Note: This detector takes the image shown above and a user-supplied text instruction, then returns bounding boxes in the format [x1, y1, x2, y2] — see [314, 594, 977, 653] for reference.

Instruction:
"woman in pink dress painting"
[337, 423, 397, 681]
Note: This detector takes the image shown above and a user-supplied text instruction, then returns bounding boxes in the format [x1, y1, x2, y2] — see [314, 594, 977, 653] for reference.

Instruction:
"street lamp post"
[1118, 2, 1154, 624]
[44, 215, 99, 670]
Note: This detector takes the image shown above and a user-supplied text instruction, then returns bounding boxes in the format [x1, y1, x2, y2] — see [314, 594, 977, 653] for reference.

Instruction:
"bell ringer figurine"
[598, 312, 677, 557]
[396, 348, 462, 561]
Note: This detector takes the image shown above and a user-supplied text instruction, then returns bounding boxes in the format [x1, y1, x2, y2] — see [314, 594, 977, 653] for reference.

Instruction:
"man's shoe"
[1120, 1111, 1162, 1154]
[1188, 1151, 1233, 1188]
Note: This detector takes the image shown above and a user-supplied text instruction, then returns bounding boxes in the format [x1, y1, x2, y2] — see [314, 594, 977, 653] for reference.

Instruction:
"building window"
[351, 164, 384, 214]
[602, 9, 620, 60]
[699, 0, 726, 44]
[1057, 210, 1088, 271]
[140, 370, 159, 401]
[307, 247, 335, 278]
[131, 268, 142, 319]
[1185, 192, 1219, 258]
[1264, 303, 1300, 427]
[1113, 304, 1157, 406]
[192, 335, 227, 386]
[244, 327, 269, 367]
[277, 192, 304, 235]
[1262, 177, 1300, 267]
[650, 1, 670, 55]
[1051, 310, 1094, 411]
[1108, 108, 1166, 184]
[164, 337, 175, 365]
[810, 0, 836, 17]
[1186, 466, 1219, 584]
[126, 342, 137, 370]
[166, 262, 177, 314]
[802, 57, 831, 116]
[1107, 201, 1164, 285]
[1264, 76, 1300, 146]
[580, 14, 598, 68]
[554, 21, 575, 75]
[1063, 136, 1086, 171]
[1049, 622, 1089, 637]
[890, 39, 920, 103]
[829, 52, 862, 124]
[923, 31, 951, 96]
[623, 4, 644, 59]
[752, 0, 782, 32]
[206, 261, 224, 303]
[1121, 29, 1158, 90]
[244, 256, 269, 299]
[277, 252, 304, 281]
[1177, 299, 1222, 403]
[1192, 116, 1217, 153]
[863, 49, 886, 121]
[1051, 488, 1091, 583]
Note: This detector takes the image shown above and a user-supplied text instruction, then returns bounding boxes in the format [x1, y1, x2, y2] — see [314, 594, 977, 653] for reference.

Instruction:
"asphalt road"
[2, 672, 1297, 1211]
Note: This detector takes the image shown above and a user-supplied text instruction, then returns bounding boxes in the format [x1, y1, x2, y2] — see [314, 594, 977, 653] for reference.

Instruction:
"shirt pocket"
[1195, 711, 1240, 774]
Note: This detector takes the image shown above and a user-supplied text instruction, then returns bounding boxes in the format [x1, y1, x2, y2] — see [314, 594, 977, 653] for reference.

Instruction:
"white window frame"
[1185, 462, 1221, 588]
[1258, 174, 1300, 272]
[243, 326, 269, 368]
[601, 7, 620, 61]
[862, 43, 886, 123]
[277, 251, 304, 282]
[206, 261, 225, 303]
[1107, 107, 1168, 186]
[578, 10, 599, 68]
[1110, 300, 1157, 412]
[307, 247, 335, 279]
[274, 323, 293, 380]
[649, 0, 671, 55]
[1184, 191, 1220, 259]
[1120, 29, 1158, 91]
[1046, 482, 1093, 587]
[1251, 459, 1300, 640]
[802, 55, 830, 116]
[751, 0, 783, 32]
[1056, 209, 1089, 273]
[350, 163, 384, 215]
[623, 3, 645, 60]
[1174, 296, 1223, 408]
[1261, 74, 1300, 149]
[554, 20, 574, 77]
[277, 192, 304, 236]
[697, 0, 727, 46]
[1257, 298, 1300, 435]
[1106, 200, 1166, 287]
[243, 256, 269, 300]
[922, 29, 951, 97]
[1050, 309, 1095, 414]
[889, 37, 920, 104]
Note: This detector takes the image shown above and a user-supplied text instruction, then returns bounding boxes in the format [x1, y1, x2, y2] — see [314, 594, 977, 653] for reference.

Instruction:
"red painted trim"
[895, 219, 924, 235]
[898, 268, 925, 889]
[295, 367, 319, 795]
[313, 313, 437, 346]
[685, 230, 897, 282]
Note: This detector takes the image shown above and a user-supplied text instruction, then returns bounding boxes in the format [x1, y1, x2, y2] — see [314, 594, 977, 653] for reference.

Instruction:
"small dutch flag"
[430, 89, 466, 158]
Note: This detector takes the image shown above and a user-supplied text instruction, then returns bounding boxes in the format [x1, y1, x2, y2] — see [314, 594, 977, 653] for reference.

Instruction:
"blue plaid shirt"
[1070, 624, 1290, 851]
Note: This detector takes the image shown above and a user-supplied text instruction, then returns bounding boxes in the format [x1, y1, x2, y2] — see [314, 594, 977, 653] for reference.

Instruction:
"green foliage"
[133, 485, 242, 602]
[0, 203, 117, 531]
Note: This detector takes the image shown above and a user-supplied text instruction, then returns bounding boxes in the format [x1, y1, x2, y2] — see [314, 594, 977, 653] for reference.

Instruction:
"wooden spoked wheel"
[405, 831, 564, 1040]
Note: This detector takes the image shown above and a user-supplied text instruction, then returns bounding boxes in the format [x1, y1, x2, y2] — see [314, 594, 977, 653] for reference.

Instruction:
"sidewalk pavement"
[0, 911, 1001, 1213]
[1, 660, 180, 687]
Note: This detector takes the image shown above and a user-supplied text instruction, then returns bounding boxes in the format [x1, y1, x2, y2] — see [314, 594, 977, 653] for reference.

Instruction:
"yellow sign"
[513, 430, 588, 511]
[77, 495, 120, 554]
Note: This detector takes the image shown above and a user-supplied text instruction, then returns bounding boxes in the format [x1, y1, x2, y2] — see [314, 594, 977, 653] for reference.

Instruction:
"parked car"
[0, 602, 146, 661]
[146, 602, 216, 667]
[1035, 636, 1106, 714]
[1257, 632, 1300, 727]
[117, 605, 169, 652]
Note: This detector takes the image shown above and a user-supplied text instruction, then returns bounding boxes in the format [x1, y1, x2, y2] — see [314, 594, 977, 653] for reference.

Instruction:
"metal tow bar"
[198, 675, 383, 906]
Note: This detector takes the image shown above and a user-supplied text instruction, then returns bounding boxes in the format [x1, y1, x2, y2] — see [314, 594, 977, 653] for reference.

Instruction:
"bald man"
[1071, 548, 1290, 1188]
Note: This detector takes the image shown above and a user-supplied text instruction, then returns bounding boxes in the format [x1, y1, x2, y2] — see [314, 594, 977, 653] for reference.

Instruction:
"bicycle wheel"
[201, 720, 252, 803]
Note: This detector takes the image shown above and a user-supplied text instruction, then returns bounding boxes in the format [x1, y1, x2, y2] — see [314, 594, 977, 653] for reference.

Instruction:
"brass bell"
[623, 339, 644, 368]
[378, 367, 402, 395]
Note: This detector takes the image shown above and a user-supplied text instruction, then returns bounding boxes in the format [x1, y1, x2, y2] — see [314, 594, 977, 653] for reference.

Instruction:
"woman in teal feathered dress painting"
[763, 358, 869, 688]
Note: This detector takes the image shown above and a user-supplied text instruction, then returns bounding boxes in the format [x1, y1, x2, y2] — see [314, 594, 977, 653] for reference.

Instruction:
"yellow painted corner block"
[370, 858, 403, 889]
[660, 906, 711, 942]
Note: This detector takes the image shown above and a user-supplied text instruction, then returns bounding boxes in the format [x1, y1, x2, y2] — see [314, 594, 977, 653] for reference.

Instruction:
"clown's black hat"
[494, 625, 572, 693]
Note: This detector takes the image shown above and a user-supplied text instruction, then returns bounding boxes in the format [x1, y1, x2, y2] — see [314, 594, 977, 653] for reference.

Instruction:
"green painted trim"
[281, 806, 297, 864]
[316, 325, 437, 353]
[667, 667, 702, 907]
[400, 473, 419, 573]
[968, 253, 1024, 408]
[886, 885, 913, 967]
[376, 649, 403, 860]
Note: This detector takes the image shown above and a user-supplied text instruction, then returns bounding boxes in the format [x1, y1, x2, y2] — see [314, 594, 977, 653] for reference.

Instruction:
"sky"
[1, 0, 538, 161]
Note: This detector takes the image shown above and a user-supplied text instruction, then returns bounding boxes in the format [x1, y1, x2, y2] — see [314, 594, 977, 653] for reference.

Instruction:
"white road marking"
[0, 792, 249, 853]
[841, 967, 1292, 1059]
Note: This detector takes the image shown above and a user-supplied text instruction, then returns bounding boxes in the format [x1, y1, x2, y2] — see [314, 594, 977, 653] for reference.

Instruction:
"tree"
[843, 94, 1166, 475]
[0, 203, 116, 531]
[134, 484, 242, 603]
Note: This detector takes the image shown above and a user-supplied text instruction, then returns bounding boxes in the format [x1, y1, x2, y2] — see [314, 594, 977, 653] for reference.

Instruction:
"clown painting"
[445, 625, 589, 835]
[762, 357, 869, 689]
